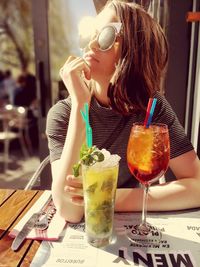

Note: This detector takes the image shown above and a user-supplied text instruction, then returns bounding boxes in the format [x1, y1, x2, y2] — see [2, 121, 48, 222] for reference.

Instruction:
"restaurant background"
[0, 0, 199, 189]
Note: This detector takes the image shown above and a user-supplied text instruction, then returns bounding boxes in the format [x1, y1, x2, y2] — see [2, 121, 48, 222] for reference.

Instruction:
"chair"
[0, 104, 32, 172]
[24, 155, 50, 190]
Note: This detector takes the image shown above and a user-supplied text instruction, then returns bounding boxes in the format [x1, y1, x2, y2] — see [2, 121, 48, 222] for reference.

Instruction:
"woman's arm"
[51, 103, 85, 223]
[115, 150, 200, 211]
[50, 56, 91, 223]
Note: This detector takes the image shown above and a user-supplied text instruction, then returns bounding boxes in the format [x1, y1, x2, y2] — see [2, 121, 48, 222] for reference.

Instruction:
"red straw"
[144, 98, 153, 127]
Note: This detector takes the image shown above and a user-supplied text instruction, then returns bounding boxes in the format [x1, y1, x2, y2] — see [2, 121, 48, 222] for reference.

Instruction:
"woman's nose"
[88, 35, 99, 51]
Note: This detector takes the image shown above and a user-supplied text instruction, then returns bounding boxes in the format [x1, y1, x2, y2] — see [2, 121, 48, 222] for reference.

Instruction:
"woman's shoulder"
[153, 91, 176, 116]
[48, 97, 71, 117]
[154, 91, 168, 103]
[46, 97, 72, 129]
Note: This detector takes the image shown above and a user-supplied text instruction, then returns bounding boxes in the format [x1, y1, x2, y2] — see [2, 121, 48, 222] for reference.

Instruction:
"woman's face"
[83, 7, 121, 82]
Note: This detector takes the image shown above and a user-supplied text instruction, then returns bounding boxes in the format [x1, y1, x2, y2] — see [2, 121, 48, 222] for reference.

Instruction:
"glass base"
[126, 222, 162, 247]
[87, 235, 111, 248]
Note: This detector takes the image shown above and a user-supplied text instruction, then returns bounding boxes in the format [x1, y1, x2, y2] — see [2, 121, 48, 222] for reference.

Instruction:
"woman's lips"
[84, 53, 99, 63]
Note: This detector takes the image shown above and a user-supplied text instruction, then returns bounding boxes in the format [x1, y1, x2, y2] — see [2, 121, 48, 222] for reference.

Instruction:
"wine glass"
[127, 123, 170, 244]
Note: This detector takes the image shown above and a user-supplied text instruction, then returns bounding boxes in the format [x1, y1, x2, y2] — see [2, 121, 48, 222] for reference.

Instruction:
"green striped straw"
[80, 103, 92, 148]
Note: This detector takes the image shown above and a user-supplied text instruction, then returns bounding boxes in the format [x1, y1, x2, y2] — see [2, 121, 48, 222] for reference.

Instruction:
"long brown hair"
[106, 0, 168, 115]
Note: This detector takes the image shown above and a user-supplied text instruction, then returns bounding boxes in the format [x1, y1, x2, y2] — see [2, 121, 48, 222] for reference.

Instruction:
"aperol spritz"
[127, 123, 170, 243]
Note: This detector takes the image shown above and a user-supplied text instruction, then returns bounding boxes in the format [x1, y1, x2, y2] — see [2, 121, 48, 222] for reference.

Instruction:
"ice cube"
[92, 149, 121, 168]
[101, 149, 111, 161]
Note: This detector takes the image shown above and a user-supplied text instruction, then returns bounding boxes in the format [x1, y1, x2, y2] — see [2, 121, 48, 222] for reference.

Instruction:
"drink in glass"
[127, 123, 170, 243]
[82, 149, 120, 247]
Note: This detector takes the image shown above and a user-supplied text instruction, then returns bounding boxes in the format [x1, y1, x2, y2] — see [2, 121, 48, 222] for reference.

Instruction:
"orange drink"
[127, 123, 170, 185]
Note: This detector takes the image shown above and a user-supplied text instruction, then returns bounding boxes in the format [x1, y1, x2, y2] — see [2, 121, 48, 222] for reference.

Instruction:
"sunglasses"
[80, 22, 122, 52]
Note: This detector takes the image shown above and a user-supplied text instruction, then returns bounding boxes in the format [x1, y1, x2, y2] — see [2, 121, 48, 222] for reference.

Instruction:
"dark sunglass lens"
[98, 26, 116, 50]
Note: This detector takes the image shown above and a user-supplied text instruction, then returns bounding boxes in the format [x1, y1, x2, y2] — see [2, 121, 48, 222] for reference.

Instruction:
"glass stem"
[141, 184, 149, 227]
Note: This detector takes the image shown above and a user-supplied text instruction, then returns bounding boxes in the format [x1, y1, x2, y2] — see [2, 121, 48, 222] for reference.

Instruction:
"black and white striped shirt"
[46, 91, 193, 188]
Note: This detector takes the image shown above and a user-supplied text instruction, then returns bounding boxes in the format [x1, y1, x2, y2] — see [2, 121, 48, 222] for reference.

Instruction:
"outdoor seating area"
[0, 104, 33, 171]
[0, 153, 39, 189]
[0, 1, 200, 266]
[0, 102, 40, 186]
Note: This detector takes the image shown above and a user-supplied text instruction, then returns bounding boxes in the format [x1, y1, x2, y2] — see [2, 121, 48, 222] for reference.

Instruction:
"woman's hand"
[64, 174, 84, 206]
[60, 56, 91, 104]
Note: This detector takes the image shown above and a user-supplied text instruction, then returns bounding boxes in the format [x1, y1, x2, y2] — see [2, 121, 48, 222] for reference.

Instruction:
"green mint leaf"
[92, 151, 104, 162]
[80, 143, 89, 158]
[72, 144, 105, 176]
[73, 163, 81, 177]
[86, 182, 98, 194]
[101, 178, 114, 192]
[98, 200, 112, 210]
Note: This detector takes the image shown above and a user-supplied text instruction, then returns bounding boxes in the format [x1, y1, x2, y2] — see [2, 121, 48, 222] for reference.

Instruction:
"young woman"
[46, 0, 200, 223]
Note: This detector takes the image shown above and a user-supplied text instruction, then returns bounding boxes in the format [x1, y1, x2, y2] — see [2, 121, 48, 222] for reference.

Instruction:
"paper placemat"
[31, 212, 200, 266]
[9, 190, 67, 241]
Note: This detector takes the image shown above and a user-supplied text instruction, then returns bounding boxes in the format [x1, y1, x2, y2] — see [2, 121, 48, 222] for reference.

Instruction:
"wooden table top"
[1, 189, 200, 266]
[0, 189, 44, 267]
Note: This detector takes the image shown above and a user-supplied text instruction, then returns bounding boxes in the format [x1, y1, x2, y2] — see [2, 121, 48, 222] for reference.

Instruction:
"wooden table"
[1, 189, 200, 266]
[0, 189, 44, 267]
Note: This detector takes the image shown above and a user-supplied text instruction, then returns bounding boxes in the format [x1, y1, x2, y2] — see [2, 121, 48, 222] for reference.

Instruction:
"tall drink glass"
[127, 123, 170, 244]
[82, 158, 119, 248]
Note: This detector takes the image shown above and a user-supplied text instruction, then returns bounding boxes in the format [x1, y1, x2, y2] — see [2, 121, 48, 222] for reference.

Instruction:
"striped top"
[46, 91, 193, 188]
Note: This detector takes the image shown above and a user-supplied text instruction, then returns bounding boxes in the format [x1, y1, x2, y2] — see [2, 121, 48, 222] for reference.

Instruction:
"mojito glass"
[82, 158, 119, 248]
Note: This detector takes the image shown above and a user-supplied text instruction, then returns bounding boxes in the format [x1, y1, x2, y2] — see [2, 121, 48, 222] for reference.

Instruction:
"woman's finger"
[66, 175, 83, 188]
[59, 55, 77, 77]
[82, 59, 91, 80]
[71, 196, 84, 206]
[64, 185, 83, 197]
[60, 56, 90, 79]
[65, 55, 77, 64]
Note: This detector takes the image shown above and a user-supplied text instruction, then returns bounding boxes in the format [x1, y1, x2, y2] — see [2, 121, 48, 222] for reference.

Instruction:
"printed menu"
[31, 209, 200, 267]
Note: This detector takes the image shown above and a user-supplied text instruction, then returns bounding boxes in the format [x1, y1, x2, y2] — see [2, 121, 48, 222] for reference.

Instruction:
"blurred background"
[0, 0, 199, 189]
